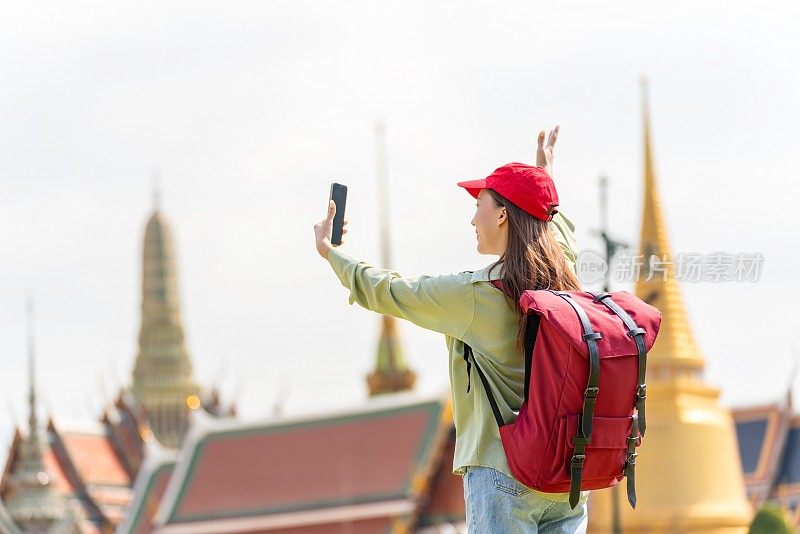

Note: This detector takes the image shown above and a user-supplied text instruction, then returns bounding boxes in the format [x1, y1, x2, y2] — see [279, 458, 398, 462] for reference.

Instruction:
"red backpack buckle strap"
[588, 291, 649, 437]
[547, 290, 602, 509]
[624, 415, 640, 508]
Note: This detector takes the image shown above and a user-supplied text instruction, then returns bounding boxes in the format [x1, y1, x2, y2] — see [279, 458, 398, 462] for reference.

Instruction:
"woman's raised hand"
[536, 125, 559, 177]
[314, 200, 348, 259]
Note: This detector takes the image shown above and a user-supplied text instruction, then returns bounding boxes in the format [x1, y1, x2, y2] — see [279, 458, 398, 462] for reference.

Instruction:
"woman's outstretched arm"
[326, 248, 475, 339]
[537, 126, 578, 276]
[314, 199, 475, 339]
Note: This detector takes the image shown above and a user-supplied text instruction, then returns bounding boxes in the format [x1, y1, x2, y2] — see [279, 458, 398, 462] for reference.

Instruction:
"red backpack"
[463, 286, 662, 509]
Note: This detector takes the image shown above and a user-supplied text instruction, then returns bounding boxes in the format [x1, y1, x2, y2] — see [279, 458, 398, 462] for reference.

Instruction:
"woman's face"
[471, 189, 508, 256]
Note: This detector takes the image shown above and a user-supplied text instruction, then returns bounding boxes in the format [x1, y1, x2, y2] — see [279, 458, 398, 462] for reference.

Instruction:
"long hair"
[485, 188, 582, 353]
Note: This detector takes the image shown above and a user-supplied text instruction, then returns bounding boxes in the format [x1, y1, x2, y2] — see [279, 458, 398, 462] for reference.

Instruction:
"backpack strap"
[489, 280, 539, 400]
[463, 344, 505, 428]
[522, 314, 539, 401]
[590, 291, 647, 509]
[460, 279, 512, 428]
[625, 415, 640, 508]
[590, 292, 648, 437]
[489, 278, 511, 297]
[547, 290, 602, 509]
[462, 345, 473, 393]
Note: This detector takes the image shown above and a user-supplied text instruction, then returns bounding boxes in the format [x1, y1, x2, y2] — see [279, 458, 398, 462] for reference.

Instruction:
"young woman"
[313, 128, 588, 533]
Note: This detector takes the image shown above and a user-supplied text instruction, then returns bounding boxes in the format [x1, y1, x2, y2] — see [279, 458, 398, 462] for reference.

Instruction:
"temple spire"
[589, 80, 752, 531]
[634, 78, 704, 379]
[131, 190, 200, 447]
[26, 295, 42, 457]
[4, 296, 76, 532]
[366, 121, 417, 396]
[152, 170, 162, 212]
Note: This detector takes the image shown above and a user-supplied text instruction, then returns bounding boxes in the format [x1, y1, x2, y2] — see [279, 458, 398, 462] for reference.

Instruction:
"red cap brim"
[456, 179, 486, 199]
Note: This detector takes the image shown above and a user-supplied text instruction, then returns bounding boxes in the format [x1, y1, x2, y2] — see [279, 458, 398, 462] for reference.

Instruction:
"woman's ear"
[497, 207, 507, 226]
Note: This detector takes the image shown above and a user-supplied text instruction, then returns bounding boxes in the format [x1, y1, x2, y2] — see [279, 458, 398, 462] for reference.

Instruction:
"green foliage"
[749, 502, 793, 534]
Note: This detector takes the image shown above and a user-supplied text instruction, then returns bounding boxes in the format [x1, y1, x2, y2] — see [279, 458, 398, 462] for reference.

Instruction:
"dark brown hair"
[485, 189, 582, 353]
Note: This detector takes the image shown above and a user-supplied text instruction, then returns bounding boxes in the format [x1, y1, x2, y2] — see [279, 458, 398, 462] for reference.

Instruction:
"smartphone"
[329, 182, 347, 246]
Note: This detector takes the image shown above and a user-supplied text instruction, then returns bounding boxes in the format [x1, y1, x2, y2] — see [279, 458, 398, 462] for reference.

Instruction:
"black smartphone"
[329, 182, 347, 246]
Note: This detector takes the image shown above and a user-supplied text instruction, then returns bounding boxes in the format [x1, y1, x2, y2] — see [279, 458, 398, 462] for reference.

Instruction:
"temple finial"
[634, 80, 704, 375]
[375, 120, 392, 268]
[367, 120, 416, 396]
[26, 293, 38, 435]
[152, 170, 162, 211]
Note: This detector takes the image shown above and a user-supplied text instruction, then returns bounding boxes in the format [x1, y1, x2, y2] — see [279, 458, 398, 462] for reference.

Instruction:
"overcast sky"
[2, 1, 799, 458]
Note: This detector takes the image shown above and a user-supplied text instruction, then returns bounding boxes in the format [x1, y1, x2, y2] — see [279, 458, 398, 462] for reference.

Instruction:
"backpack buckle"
[636, 384, 647, 399]
[625, 453, 638, 469]
[584, 387, 599, 399]
[570, 454, 586, 467]
[583, 332, 603, 341]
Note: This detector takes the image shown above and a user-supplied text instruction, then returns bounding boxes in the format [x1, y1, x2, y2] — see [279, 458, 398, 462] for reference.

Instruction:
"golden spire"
[589, 80, 751, 532]
[366, 121, 416, 396]
[131, 188, 200, 447]
[634, 79, 704, 380]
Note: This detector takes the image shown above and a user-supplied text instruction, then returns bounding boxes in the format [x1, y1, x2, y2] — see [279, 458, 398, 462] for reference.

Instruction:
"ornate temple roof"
[732, 394, 800, 522]
[117, 442, 177, 534]
[1, 418, 138, 533]
[0, 498, 21, 533]
[1, 198, 234, 533]
[121, 392, 460, 533]
[1, 300, 83, 533]
[414, 428, 466, 531]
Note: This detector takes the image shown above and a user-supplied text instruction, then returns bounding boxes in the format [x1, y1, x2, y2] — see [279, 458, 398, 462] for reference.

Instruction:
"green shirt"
[327, 211, 587, 502]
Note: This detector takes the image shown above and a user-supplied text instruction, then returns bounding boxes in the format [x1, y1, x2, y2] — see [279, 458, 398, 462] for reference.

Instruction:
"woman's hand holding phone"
[314, 198, 349, 259]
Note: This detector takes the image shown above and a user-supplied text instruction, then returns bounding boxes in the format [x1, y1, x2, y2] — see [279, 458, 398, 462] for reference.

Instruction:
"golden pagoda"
[130, 189, 201, 447]
[366, 121, 417, 396]
[588, 82, 752, 532]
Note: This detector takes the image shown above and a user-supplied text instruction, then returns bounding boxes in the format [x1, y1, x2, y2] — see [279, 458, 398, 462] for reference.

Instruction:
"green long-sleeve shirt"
[326, 211, 587, 502]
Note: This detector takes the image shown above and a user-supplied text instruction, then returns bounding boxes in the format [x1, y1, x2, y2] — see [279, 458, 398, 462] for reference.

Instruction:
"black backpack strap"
[462, 345, 473, 393]
[523, 314, 540, 401]
[488, 280, 540, 401]
[625, 415, 639, 508]
[464, 344, 505, 428]
[547, 290, 602, 509]
[590, 292, 648, 436]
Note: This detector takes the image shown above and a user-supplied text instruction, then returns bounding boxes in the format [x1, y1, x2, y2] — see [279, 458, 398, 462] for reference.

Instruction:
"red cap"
[457, 162, 559, 221]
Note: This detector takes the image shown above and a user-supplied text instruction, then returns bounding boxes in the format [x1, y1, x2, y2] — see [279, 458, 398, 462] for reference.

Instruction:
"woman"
[313, 127, 588, 533]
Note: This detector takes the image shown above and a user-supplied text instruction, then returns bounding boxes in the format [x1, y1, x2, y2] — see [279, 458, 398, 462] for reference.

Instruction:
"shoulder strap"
[546, 290, 602, 510]
[489, 279, 540, 400]
[490, 278, 512, 297]
[588, 291, 648, 436]
[463, 344, 505, 428]
[588, 291, 647, 510]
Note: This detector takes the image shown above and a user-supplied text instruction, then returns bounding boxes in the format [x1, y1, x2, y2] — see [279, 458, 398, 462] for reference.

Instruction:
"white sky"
[2, 1, 799, 457]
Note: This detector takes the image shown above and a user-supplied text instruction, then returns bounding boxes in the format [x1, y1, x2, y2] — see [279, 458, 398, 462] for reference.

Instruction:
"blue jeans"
[462, 466, 588, 533]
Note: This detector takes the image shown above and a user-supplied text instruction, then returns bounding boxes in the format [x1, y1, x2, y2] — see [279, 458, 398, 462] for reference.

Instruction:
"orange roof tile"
[60, 432, 131, 487]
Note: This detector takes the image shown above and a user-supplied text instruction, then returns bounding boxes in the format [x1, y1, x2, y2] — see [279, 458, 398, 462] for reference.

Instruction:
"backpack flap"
[519, 290, 662, 359]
